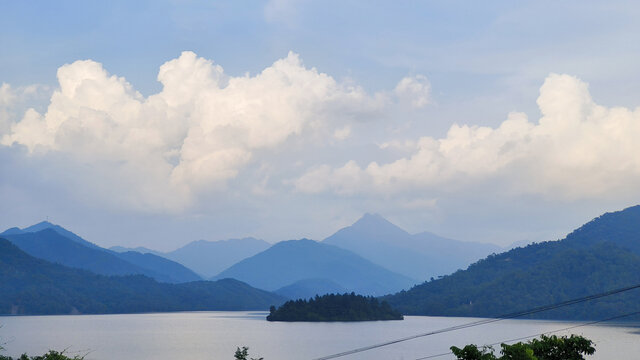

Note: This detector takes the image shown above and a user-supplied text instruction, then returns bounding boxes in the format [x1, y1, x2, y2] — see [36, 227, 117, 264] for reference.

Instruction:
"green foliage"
[499, 343, 536, 360]
[233, 347, 263, 360]
[267, 292, 403, 322]
[451, 335, 594, 360]
[528, 335, 595, 360]
[384, 236, 640, 320]
[0, 350, 84, 360]
[450, 344, 497, 360]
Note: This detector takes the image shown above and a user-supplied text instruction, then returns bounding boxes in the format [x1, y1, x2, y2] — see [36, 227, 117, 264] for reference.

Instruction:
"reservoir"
[1, 312, 638, 359]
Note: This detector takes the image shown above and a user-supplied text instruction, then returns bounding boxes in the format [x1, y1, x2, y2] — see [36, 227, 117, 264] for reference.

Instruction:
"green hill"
[0, 238, 285, 315]
[383, 205, 640, 320]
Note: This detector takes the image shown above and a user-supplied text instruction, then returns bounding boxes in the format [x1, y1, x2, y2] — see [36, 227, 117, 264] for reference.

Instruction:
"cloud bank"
[295, 74, 640, 200]
[3, 52, 638, 216]
[0, 51, 391, 211]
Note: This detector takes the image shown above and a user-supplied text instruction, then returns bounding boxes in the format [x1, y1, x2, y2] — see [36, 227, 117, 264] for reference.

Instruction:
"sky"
[1, 0, 640, 251]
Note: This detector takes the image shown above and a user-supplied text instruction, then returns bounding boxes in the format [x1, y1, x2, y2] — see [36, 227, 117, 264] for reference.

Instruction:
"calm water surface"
[1, 312, 638, 360]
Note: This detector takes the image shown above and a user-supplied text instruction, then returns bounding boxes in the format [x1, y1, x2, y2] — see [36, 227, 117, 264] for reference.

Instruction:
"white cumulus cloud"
[1, 51, 385, 211]
[394, 74, 431, 108]
[295, 74, 640, 200]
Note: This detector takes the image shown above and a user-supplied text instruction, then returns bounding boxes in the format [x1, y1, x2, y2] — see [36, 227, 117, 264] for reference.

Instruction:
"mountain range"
[0, 238, 285, 315]
[324, 213, 502, 280]
[213, 239, 417, 296]
[383, 205, 640, 320]
[5, 205, 640, 319]
[0, 223, 201, 283]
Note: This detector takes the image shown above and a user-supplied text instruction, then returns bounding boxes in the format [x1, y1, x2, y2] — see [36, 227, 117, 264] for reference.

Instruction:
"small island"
[266, 293, 404, 322]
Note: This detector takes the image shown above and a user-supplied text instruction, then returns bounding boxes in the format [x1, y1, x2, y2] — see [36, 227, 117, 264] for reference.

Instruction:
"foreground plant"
[0, 350, 84, 360]
[450, 334, 595, 360]
[234, 346, 263, 360]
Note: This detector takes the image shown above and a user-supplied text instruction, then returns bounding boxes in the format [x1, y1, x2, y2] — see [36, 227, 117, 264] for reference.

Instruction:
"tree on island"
[267, 292, 403, 322]
[450, 334, 595, 360]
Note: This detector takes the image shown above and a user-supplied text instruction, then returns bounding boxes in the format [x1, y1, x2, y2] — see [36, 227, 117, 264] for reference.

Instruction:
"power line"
[415, 310, 640, 359]
[311, 283, 640, 360]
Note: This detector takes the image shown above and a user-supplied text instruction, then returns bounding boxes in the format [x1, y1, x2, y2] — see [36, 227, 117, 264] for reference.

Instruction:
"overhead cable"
[312, 283, 640, 360]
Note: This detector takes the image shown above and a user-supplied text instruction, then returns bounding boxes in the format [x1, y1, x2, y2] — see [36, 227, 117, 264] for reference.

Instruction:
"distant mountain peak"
[17, 221, 102, 250]
[357, 212, 387, 223]
[340, 213, 410, 238]
[2, 221, 66, 237]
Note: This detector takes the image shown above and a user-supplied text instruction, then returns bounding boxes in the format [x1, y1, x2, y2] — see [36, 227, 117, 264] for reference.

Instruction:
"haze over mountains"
[106, 213, 499, 297]
[213, 239, 416, 297]
[163, 238, 271, 278]
[0, 238, 285, 315]
[0, 214, 506, 302]
[0, 223, 201, 283]
[111, 238, 271, 278]
[324, 213, 502, 280]
[4, 206, 640, 319]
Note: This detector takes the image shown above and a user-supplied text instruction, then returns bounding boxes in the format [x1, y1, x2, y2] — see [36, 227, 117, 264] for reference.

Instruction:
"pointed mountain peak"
[19, 221, 101, 250]
[351, 213, 409, 234]
[324, 213, 411, 245]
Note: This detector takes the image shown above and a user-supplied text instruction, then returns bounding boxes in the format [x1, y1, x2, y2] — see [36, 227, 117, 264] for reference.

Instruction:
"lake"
[1, 312, 638, 359]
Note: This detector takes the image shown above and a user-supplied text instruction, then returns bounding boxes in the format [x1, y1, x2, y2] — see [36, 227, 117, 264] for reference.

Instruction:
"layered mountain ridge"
[0, 238, 285, 315]
[324, 213, 501, 280]
[213, 239, 417, 297]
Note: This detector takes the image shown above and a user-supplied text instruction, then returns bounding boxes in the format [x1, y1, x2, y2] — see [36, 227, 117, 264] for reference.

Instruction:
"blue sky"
[1, 0, 640, 250]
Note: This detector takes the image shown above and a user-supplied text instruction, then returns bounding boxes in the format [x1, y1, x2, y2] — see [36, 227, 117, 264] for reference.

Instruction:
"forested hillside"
[384, 205, 640, 320]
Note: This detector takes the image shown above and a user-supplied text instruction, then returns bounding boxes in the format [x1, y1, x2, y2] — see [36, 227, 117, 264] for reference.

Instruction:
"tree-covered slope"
[213, 239, 416, 296]
[563, 205, 640, 253]
[0, 238, 285, 315]
[383, 205, 640, 320]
